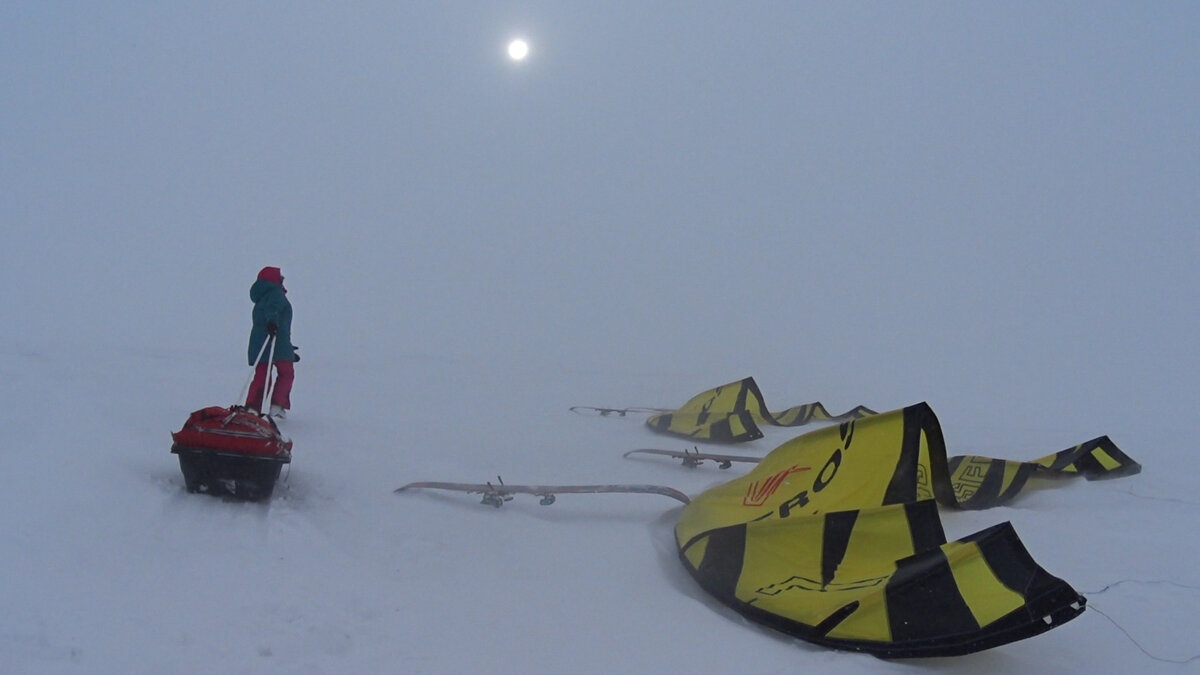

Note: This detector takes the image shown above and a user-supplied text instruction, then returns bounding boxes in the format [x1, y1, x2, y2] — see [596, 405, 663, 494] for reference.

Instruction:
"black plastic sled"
[170, 405, 293, 501]
[171, 447, 287, 501]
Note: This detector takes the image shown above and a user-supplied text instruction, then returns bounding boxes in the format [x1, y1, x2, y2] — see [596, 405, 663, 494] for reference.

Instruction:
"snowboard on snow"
[623, 447, 762, 469]
[396, 477, 690, 506]
[568, 406, 672, 417]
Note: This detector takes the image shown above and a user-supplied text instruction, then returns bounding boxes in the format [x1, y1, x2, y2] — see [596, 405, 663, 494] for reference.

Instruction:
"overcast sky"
[3, 2, 1197, 433]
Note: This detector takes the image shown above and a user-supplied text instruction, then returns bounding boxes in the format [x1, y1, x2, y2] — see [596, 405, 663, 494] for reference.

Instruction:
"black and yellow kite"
[675, 402, 1139, 658]
[646, 376, 876, 443]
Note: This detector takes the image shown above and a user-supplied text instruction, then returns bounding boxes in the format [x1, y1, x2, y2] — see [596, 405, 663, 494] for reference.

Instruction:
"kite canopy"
[646, 377, 876, 443]
[675, 402, 1139, 658]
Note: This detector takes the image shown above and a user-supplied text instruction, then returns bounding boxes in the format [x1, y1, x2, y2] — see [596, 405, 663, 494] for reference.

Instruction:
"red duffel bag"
[171, 405, 292, 457]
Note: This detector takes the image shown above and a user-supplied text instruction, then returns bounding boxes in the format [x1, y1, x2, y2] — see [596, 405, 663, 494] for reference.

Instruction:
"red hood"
[257, 266, 284, 287]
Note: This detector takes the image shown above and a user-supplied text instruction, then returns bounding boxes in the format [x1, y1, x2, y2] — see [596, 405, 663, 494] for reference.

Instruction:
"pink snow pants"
[246, 360, 294, 412]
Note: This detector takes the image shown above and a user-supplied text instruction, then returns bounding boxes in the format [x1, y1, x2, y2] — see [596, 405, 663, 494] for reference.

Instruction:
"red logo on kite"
[744, 464, 810, 506]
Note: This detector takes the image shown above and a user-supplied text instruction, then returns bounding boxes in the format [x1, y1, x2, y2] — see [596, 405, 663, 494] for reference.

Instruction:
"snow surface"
[3, 3, 1199, 673]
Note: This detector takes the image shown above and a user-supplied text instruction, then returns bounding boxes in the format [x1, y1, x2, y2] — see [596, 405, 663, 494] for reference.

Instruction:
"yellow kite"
[676, 402, 1139, 657]
[646, 376, 876, 443]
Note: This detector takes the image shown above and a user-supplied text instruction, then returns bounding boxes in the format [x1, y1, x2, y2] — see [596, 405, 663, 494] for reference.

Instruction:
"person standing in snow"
[245, 266, 297, 418]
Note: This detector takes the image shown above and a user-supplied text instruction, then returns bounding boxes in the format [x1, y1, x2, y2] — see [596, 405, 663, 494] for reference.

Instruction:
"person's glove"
[266, 321, 278, 336]
[291, 345, 300, 362]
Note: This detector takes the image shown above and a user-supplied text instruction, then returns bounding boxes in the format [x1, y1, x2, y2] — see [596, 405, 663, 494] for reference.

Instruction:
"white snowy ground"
[1, 333, 1197, 674]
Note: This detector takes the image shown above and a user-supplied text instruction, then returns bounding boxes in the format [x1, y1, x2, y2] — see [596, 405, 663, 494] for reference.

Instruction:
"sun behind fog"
[507, 39, 529, 61]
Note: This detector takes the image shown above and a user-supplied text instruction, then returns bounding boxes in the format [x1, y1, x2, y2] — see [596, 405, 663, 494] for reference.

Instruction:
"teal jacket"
[247, 279, 295, 364]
